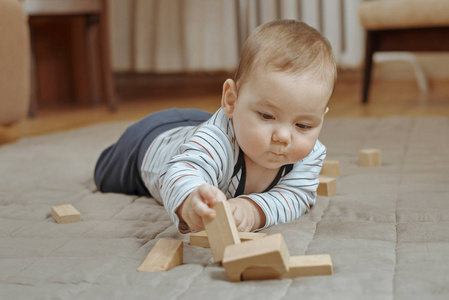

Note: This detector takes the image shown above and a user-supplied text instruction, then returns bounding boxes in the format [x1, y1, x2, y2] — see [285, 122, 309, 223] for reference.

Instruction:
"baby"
[94, 19, 336, 233]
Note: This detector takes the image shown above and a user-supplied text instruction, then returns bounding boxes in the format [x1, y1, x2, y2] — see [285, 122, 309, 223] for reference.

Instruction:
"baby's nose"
[272, 127, 290, 144]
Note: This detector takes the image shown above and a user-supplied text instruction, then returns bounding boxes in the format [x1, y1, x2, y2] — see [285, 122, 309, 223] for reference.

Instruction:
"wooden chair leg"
[85, 15, 101, 107]
[362, 31, 376, 104]
[98, 0, 117, 112]
[29, 25, 38, 118]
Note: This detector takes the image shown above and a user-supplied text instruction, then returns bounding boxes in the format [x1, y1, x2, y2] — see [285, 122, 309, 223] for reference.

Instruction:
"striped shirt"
[140, 108, 326, 233]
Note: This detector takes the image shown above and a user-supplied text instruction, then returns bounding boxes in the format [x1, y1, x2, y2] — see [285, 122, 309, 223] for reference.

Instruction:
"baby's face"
[231, 71, 332, 170]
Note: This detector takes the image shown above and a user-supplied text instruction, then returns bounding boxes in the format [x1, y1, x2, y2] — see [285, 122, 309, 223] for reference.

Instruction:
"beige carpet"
[1, 117, 448, 299]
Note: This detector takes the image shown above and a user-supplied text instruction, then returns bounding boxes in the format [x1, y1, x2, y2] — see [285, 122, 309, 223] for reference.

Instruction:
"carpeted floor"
[1, 117, 448, 299]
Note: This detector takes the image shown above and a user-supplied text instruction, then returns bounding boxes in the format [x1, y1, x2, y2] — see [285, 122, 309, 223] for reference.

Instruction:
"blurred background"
[1, 0, 449, 144]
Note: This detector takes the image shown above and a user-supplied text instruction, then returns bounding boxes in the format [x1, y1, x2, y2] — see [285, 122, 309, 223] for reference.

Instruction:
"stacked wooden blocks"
[317, 176, 337, 197]
[202, 200, 241, 263]
[321, 160, 340, 177]
[195, 201, 333, 281]
[223, 233, 290, 281]
[318, 160, 340, 197]
[138, 200, 333, 282]
[241, 253, 333, 280]
[190, 230, 267, 248]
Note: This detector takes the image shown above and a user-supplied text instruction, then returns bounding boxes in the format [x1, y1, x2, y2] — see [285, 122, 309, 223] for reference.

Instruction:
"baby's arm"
[175, 184, 227, 231]
[236, 141, 327, 230]
[158, 123, 235, 233]
[227, 197, 266, 232]
[176, 187, 266, 232]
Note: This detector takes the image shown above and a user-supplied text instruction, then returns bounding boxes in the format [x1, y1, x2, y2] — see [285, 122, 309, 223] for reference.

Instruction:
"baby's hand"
[228, 198, 266, 232]
[176, 184, 227, 231]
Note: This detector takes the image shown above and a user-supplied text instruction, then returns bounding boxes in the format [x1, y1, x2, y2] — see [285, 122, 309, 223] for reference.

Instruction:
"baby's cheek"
[291, 140, 314, 161]
[242, 131, 265, 155]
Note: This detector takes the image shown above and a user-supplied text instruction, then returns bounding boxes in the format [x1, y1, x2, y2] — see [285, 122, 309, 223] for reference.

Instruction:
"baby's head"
[235, 19, 336, 99]
[222, 20, 336, 169]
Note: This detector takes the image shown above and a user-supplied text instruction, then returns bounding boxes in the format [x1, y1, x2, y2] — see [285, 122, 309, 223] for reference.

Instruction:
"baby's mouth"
[271, 152, 284, 157]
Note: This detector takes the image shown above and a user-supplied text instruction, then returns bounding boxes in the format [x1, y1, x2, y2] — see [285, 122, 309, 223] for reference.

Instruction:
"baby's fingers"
[185, 210, 205, 231]
[197, 184, 226, 208]
[238, 221, 252, 232]
[192, 196, 216, 219]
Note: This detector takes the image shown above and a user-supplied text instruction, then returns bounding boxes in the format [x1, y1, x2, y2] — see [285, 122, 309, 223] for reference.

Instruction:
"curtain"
[108, 0, 364, 73]
[109, 0, 239, 73]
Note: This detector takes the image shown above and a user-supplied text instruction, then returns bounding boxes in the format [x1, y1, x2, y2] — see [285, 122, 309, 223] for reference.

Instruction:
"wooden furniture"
[23, 0, 117, 115]
[359, 0, 449, 104]
[0, 0, 30, 126]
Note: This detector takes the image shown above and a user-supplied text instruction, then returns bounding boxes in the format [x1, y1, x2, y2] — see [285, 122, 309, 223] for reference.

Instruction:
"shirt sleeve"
[240, 140, 327, 230]
[158, 125, 234, 233]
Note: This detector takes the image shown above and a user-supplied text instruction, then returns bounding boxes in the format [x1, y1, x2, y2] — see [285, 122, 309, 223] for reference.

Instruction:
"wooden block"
[203, 200, 241, 263]
[359, 149, 382, 167]
[222, 233, 290, 282]
[317, 176, 337, 197]
[238, 231, 268, 241]
[321, 160, 340, 177]
[242, 254, 333, 280]
[190, 231, 210, 248]
[137, 239, 183, 272]
[51, 204, 82, 224]
[283, 254, 333, 278]
[190, 231, 268, 248]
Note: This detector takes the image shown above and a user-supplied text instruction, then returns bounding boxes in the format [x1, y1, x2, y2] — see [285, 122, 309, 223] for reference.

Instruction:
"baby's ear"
[221, 79, 238, 118]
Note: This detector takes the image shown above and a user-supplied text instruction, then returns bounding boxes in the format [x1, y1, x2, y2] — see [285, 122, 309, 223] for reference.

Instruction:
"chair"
[22, 0, 117, 115]
[0, 0, 30, 126]
[359, 0, 449, 104]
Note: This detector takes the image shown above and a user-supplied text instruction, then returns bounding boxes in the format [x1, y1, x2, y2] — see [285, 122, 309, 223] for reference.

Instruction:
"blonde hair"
[235, 20, 336, 91]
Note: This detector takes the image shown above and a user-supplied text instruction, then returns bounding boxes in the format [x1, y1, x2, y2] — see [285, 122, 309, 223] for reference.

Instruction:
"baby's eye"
[259, 112, 274, 120]
[296, 123, 311, 129]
